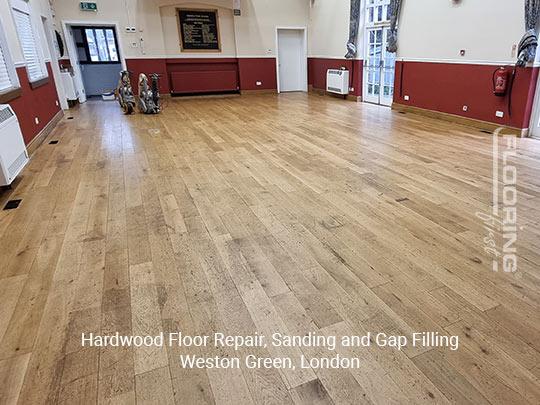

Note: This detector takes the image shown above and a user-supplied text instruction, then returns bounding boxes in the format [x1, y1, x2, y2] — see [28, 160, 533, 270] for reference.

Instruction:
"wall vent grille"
[0, 106, 14, 124]
[8, 151, 28, 179]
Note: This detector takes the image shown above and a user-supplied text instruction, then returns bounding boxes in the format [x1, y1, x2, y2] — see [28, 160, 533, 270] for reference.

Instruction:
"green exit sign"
[80, 2, 97, 11]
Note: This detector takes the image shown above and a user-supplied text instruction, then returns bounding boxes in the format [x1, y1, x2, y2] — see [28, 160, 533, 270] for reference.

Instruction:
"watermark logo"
[476, 128, 518, 274]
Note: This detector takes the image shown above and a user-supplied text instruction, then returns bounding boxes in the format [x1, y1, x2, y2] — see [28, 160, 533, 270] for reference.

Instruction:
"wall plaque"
[177, 9, 221, 52]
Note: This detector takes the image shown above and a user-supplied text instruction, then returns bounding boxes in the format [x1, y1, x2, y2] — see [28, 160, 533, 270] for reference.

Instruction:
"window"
[12, 0, 47, 83]
[80, 27, 119, 63]
[366, 0, 391, 26]
[0, 19, 19, 94]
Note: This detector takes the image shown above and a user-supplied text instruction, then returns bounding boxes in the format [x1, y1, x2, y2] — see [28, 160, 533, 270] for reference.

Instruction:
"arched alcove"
[159, 2, 237, 57]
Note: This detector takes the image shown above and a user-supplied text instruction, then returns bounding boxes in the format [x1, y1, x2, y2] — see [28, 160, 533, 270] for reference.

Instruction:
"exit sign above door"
[80, 2, 97, 11]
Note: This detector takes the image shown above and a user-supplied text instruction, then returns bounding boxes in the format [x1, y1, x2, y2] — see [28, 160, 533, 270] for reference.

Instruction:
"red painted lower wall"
[126, 57, 278, 94]
[166, 58, 239, 94]
[9, 62, 61, 145]
[125, 58, 169, 94]
[308, 58, 363, 98]
[394, 61, 539, 129]
[238, 58, 277, 91]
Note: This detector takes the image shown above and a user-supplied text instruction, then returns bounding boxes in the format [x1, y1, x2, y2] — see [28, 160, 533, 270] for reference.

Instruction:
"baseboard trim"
[171, 93, 240, 100]
[392, 103, 527, 137]
[309, 87, 361, 102]
[26, 109, 64, 156]
[240, 89, 277, 95]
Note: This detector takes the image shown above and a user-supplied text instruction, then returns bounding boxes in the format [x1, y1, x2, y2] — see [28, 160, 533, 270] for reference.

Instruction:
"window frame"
[11, 0, 49, 84]
[77, 26, 120, 65]
[365, 0, 391, 27]
[0, 16, 21, 102]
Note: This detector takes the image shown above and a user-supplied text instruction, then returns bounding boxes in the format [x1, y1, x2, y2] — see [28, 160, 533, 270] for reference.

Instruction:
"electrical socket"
[34, 117, 39, 125]
[404, 95, 410, 101]
[462, 105, 468, 112]
[496, 111, 504, 118]
[256, 81, 262, 86]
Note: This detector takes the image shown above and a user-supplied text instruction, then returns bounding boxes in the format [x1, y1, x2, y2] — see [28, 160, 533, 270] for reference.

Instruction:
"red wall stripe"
[125, 58, 170, 94]
[237, 58, 277, 91]
[126, 57, 279, 94]
[394, 61, 539, 129]
[166, 58, 239, 94]
[9, 62, 61, 145]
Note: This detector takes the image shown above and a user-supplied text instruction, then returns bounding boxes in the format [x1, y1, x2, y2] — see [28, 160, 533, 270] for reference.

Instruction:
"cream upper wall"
[308, 0, 527, 64]
[51, 0, 142, 58]
[233, 0, 308, 56]
[397, 0, 525, 63]
[308, 0, 351, 59]
[40, 0, 530, 64]
[50, 0, 310, 59]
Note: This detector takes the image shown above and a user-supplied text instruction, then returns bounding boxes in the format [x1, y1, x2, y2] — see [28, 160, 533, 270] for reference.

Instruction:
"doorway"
[62, 21, 126, 103]
[71, 26, 122, 97]
[41, 16, 68, 110]
[363, 0, 396, 106]
[276, 28, 307, 93]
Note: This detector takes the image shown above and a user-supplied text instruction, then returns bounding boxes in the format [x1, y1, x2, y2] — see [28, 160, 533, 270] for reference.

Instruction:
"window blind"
[13, 9, 45, 82]
[0, 45, 13, 91]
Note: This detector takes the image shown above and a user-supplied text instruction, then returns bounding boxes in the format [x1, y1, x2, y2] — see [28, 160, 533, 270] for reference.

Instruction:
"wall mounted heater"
[326, 69, 350, 95]
[0, 105, 29, 186]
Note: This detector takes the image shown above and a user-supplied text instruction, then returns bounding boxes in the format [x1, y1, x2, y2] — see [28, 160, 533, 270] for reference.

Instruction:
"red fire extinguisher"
[492, 66, 517, 117]
[493, 67, 509, 96]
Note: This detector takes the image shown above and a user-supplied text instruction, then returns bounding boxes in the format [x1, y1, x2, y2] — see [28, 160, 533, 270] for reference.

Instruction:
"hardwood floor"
[0, 93, 539, 404]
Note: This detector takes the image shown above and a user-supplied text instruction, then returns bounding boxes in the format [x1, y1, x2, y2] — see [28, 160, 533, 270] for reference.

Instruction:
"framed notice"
[177, 9, 221, 52]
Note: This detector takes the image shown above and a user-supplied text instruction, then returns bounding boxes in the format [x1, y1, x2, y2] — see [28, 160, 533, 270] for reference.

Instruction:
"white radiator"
[326, 69, 350, 95]
[0, 105, 29, 186]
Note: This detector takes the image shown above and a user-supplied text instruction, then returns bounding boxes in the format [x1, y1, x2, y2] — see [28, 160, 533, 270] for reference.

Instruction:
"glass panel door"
[363, 0, 396, 106]
[381, 28, 396, 106]
[363, 27, 395, 106]
[364, 28, 383, 104]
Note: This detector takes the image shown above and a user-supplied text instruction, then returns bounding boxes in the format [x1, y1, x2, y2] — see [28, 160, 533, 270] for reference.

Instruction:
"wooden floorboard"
[0, 93, 539, 404]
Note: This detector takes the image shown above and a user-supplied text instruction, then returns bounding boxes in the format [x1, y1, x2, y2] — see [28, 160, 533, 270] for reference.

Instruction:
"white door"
[277, 29, 306, 93]
[63, 25, 87, 103]
[41, 17, 69, 110]
[364, 27, 396, 106]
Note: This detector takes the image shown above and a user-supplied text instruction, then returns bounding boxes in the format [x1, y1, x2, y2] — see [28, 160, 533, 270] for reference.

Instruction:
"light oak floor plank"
[0, 94, 539, 404]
